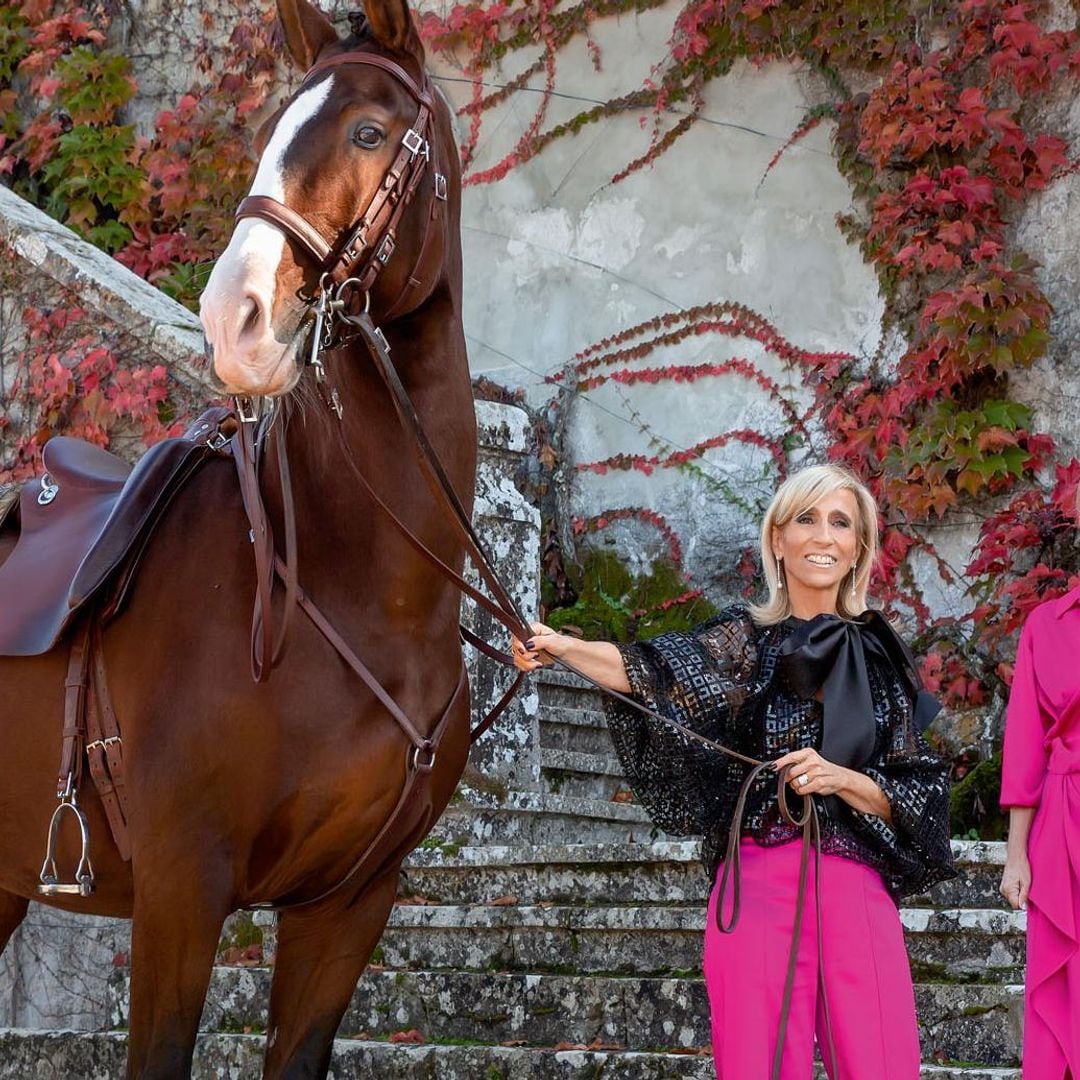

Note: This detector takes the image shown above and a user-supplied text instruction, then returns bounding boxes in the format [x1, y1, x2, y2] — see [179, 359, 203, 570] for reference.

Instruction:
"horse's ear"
[277, 0, 340, 70]
[362, 0, 425, 62]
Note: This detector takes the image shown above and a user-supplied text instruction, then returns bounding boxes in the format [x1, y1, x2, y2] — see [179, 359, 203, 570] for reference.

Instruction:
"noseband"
[235, 50, 447, 340]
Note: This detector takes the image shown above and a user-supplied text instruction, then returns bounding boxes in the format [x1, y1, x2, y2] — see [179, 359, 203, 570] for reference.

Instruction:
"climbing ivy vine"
[0, 0, 280, 477]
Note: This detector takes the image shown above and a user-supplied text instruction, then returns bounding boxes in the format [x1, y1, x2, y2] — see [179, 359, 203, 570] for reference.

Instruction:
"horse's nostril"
[239, 296, 263, 339]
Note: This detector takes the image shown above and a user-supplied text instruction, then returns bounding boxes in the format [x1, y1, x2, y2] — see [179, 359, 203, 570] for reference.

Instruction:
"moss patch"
[547, 550, 718, 642]
[950, 752, 1006, 841]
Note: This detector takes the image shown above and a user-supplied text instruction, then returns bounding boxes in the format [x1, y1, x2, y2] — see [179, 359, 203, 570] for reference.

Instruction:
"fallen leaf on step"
[611, 789, 635, 803]
[389, 1029, 425, 1044]
[487, 894, 519, 906]
[588, 1039, 623, 1051]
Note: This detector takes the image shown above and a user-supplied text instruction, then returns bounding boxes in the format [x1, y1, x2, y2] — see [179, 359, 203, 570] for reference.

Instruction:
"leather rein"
[231, 50, 839, 1074]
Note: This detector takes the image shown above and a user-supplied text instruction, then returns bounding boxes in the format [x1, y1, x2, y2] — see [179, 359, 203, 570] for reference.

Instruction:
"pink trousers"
[703, 839, 920, 1079]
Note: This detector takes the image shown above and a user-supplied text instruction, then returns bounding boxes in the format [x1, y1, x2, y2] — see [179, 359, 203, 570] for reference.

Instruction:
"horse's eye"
[352, 125, 384, 149]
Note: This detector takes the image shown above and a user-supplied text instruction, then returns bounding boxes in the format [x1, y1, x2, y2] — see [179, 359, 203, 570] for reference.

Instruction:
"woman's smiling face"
[771, 488, 861, 615]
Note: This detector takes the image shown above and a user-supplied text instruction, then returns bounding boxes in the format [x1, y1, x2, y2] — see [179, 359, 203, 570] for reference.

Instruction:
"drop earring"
[776, 555, 784, 590]
[850, 562, 858, 600]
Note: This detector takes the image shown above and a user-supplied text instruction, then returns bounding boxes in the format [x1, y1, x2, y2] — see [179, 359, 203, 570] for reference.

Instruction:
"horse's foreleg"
[126, 876, 230, 1080]
[0, 890, 29, 955]
[262, 868, 400, 1080]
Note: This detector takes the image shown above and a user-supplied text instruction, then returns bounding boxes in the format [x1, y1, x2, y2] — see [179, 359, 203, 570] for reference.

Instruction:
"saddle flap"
[0, 452, 130, 656]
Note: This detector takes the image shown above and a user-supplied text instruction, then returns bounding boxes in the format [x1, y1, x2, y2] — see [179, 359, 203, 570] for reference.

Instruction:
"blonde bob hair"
[749, 463, 879, 625]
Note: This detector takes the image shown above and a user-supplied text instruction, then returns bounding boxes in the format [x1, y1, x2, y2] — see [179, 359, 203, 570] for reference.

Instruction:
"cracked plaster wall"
[434, 11, 890, 592]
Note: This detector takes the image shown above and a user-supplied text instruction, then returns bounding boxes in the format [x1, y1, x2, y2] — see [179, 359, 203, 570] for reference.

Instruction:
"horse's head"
[201, 0, 457, 397]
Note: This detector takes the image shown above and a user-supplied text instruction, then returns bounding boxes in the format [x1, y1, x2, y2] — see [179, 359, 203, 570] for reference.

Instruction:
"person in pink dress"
[1001, 578, 1080, 1080]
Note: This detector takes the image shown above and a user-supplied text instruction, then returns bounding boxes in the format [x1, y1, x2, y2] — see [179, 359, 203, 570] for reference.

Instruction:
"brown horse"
[0, 0, 481, 1075]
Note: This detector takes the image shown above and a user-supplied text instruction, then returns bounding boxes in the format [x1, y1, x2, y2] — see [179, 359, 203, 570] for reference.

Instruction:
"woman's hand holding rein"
[772, 747, 894, 826]
[512, 623, 632, 694]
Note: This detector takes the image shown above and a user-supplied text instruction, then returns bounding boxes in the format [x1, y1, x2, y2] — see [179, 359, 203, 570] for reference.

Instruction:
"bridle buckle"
[434, 173, 448, 201]
[236, 397, 262, 424]
[402, 128, 429, 160]
[376, 234, 396, 266]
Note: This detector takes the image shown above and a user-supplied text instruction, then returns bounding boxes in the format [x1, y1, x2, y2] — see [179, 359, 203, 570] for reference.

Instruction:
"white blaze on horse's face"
[200, 77, 335, 397]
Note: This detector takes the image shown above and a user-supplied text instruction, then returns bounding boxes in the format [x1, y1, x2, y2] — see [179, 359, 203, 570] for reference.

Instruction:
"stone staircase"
[0, 670, 1025, 1078]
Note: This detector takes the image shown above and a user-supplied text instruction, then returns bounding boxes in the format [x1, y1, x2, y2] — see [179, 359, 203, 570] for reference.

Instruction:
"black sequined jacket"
[606, 605, 956, 900]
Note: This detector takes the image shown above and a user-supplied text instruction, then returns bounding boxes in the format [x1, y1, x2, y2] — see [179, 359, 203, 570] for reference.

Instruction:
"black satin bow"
[777, 610, 941, 778]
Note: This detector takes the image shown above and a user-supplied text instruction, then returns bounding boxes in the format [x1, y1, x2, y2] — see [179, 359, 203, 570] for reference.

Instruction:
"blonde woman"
[514, 464, 955, 1079]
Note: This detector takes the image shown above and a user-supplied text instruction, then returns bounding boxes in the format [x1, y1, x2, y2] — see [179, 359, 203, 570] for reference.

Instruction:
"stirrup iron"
[37, 779, 95, 897]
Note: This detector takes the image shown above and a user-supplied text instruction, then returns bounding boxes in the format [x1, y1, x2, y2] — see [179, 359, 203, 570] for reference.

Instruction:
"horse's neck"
[262, 304, 474, 612]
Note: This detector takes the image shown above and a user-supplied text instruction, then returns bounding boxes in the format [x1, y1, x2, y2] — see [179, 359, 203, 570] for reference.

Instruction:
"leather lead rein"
[228, 50, 840, 1071]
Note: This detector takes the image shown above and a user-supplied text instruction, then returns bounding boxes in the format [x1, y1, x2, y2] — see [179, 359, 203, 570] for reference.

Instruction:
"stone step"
[902, 908, 1026, 983]
[0, 1030, 1023, 1079]
[911, 841, 1007, 909]
[401, 840, 1009, 910]
[538, 705, 615, 756]
[539, 747, 634, 801]
[535, 668, 606, 713]
[103, 966, 1023, 1066]
[400, 840, 704, 905]
[431, 791, 660, 846]
[377, 903, 1025, 982]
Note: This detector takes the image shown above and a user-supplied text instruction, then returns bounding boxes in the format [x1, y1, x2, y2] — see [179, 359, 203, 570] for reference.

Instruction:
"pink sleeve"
[1000, 620, 1051, 808]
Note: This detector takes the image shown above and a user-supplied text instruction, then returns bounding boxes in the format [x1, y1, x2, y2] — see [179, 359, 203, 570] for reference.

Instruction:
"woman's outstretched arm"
[513, 622, 631, 693]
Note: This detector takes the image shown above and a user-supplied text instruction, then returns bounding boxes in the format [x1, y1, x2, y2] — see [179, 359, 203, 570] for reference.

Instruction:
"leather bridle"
[235, 50, 448, 337]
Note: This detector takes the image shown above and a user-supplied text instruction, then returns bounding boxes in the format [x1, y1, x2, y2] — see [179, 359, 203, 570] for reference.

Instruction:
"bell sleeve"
[1000, 619, 1050, 808]
[603, 609, 759, 838]
[848, 670, 955, 897]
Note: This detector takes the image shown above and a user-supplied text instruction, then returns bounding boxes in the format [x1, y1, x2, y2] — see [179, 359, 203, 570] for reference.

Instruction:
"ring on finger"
[797, 773, 809, 788]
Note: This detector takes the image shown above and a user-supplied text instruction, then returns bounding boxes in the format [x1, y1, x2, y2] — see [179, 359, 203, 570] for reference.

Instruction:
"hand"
[772, 747, 849, 798]
[512, 622, 570, 673]
[999, 853, 1031, 911]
